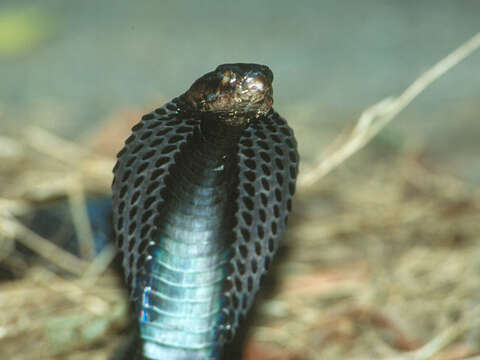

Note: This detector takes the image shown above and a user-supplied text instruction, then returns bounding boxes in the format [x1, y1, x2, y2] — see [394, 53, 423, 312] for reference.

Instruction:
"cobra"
[112, 63, 299, 359]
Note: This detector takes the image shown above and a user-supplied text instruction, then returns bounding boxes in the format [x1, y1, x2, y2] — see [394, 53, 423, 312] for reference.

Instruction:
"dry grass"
[253, 156, 480, 359]
[0, 33, 479, 360]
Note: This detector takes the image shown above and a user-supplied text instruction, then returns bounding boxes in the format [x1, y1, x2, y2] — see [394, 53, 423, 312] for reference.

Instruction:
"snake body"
[112, 63, 298, 359]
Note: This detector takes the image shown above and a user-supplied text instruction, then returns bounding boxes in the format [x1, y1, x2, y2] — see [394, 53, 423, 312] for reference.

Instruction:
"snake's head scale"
[183, 63, 274, 126]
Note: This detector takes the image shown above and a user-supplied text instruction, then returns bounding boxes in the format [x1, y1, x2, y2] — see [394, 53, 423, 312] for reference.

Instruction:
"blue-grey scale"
[112, 63, 299, 359]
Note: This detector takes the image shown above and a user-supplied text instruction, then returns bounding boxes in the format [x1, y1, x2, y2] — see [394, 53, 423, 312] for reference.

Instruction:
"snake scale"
[112, 63, 299, 359]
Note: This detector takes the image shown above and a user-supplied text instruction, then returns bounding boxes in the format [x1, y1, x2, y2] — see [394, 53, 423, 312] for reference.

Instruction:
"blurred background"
[1, 0, 479, 179]
[0, 1, 479, 359]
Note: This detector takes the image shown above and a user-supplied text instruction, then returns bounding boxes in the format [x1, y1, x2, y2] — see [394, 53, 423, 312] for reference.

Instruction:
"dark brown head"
[183, 63, 274, 125]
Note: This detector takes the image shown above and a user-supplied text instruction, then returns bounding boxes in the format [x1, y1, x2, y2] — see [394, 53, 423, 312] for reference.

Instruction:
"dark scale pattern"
[112, 63, 299, 359]
[223, 110, 299, 339]
[112, 99, 197, 300]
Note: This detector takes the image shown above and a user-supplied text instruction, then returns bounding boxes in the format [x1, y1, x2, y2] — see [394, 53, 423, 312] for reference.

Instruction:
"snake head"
[183, 63, 274, 125]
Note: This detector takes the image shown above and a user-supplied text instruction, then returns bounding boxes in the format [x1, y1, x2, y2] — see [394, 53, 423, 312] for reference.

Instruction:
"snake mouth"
[183, 63, 274, 121]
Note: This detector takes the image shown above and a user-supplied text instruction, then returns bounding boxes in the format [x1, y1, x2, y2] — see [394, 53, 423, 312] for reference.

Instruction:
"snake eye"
[248, 81, 263, 91]
[245, 76, 264, 92]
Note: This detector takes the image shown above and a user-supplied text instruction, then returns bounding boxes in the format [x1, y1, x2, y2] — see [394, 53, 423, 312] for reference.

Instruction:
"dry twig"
[298, 32, 480, 189]
[0, 215, 89, 275]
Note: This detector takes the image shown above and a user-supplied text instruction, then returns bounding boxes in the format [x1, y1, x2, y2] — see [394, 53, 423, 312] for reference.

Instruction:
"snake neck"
[136, 120, 241, 360]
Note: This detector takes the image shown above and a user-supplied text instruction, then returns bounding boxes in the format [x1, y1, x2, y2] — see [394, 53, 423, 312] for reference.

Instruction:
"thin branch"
[298, 32, 480, 190]
[387, 305, 480, 360]
[83, 243, 118, 280]
[0, 215, 89, 276]
[67, 177, 96, 260]
[24, 126, 90, 164]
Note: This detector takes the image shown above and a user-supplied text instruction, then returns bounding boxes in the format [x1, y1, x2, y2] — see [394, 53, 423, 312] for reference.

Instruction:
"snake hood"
[112, 63, 298, 359]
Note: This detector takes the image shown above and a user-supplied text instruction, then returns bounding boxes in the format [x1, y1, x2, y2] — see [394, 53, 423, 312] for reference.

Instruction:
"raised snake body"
[112, 63, 298, 359]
